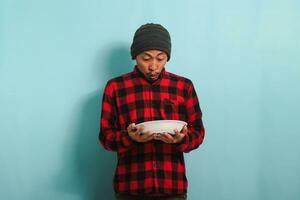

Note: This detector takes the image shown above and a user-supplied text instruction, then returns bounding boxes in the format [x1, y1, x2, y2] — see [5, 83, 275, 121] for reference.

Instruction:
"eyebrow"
[142, 52, 165, 57]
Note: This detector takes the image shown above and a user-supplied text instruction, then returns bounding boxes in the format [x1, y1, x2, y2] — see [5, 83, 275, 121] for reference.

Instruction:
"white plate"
[135, 120, 187, 135]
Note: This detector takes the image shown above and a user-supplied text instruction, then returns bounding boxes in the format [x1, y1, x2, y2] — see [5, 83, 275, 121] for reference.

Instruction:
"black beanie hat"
[130, 23, 171, 61]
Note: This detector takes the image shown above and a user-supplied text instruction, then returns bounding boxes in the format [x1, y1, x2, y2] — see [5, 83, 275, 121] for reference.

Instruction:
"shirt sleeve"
[99, 81, 134, 153]
[176, 81, 205, 153]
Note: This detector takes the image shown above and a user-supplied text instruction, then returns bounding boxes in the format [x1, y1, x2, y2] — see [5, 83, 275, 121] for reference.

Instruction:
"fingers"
[181, 125, 188, 134]
[159, 128, 186, 143]
[154, 133, 175, 143]
[174, 125, 187, 134]
[128, 124, 154, 142]
[127, 123, 188, 143]
[139, 132, 154, 142]
[128, 123, 144, 135]
[128, 123, 141, 141]
[173, 130, 186, 143]
[127, 123, 136, 132]
[162, 133, 174, 141]
[132, 131, 154, 142]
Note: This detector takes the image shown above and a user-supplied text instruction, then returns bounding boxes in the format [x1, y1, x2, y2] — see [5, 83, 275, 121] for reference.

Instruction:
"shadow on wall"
[103, 43, 135, 78]
[54, 44, 134, 200]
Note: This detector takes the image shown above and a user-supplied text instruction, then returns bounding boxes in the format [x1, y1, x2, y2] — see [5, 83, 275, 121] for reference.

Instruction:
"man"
[99, 23, 205, 200]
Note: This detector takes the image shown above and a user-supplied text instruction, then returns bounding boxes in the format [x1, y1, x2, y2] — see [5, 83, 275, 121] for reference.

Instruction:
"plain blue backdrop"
[1, 0, 300, 200]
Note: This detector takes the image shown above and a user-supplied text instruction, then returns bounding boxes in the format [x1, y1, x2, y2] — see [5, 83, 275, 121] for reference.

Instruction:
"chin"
[147, 77, 157, 82]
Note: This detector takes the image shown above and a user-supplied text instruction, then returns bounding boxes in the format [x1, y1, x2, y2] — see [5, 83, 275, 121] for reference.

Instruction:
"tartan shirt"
[99, 65, 205, 196]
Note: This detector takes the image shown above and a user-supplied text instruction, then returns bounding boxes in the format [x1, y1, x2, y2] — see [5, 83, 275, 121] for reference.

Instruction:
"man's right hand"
[127, 123, 154, 142]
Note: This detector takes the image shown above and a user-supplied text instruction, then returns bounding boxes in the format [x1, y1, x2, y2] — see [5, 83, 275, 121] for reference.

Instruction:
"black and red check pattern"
[99, 66, 205, 196]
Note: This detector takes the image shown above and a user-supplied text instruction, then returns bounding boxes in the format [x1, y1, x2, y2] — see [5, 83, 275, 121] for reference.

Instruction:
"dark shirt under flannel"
[99, 66, 205, 196]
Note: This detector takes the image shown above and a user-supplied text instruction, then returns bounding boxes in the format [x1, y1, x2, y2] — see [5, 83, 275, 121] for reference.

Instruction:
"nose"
[149, 60, 157, 71]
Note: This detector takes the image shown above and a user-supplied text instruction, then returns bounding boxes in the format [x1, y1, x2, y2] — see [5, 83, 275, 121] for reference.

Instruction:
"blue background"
[1, 0, 300, 199]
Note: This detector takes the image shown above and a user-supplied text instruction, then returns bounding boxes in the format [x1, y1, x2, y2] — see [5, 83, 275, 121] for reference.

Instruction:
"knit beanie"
[130, 23, 171, 61]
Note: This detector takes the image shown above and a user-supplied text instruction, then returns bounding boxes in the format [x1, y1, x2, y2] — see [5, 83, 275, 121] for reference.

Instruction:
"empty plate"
[135, 120, 187, 135]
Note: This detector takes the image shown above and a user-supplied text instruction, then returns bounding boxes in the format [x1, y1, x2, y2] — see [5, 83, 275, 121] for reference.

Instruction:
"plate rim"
[136, 119, 187, 126]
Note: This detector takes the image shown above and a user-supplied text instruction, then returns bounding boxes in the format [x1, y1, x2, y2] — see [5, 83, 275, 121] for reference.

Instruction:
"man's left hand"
[154, 125, 188, 143]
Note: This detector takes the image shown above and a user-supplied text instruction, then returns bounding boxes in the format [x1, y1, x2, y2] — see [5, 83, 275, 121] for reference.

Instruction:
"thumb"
[182, 125, 188, 133]
[128, 123, 136, 132]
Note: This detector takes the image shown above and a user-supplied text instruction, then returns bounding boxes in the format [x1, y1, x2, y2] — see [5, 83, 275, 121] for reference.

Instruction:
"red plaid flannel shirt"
[99, 66, 205, 196]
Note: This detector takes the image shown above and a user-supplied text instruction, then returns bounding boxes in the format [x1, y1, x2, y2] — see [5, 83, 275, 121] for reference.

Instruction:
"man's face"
[136, 50, 168, 82]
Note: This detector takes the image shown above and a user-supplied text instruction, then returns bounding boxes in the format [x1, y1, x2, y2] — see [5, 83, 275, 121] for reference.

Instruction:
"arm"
[176, 81, 205, 153]
[98, 81, 134, 153]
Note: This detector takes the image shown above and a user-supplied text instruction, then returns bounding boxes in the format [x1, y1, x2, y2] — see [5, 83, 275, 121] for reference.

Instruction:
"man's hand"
[154, 125, 188, 143]
[127, 123, 154, 142]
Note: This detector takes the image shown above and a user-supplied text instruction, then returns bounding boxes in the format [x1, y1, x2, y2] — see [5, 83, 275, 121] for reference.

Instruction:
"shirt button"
[153, 163, 156, 169]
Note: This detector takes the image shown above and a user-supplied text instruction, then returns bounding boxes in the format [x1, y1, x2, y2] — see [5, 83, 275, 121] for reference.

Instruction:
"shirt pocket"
[160, 98, 187, 121]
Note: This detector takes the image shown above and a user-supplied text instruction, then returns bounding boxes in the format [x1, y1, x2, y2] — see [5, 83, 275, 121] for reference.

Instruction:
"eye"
[157, 57, 165, 61]
[143, 57, 150, 61]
